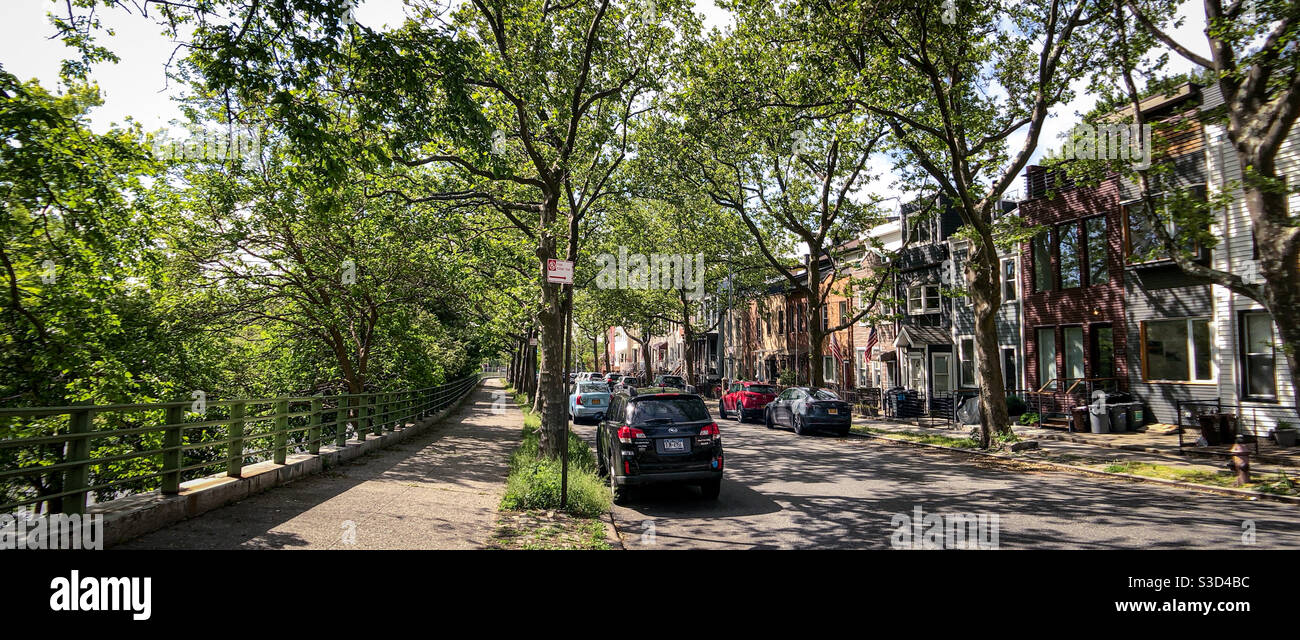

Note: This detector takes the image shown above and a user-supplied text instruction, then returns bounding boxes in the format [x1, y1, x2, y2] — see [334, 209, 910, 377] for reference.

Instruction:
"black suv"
[596, 391, 723, 503]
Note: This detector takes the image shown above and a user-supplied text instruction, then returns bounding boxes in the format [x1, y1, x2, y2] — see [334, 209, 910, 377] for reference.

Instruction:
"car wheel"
[765, 409, 775, 429]
[700, 478, 721, 500]
[793, 413, 806, 436]
[718, 399, 728, 420]
[597, 443, 608, 477]
[837, 427, 851, 438]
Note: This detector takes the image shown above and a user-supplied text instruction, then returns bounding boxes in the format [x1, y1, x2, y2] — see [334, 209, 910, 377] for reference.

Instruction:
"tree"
[795, 0, 1108, 446]
[1109, 0, 1300, 411]
[653, 8, 896, 388]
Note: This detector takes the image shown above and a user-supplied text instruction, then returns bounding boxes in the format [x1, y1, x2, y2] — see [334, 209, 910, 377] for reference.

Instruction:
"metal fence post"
[62, 409, 92, 514]
[162, 405, 184, 494]
[337, 397, 350, 447]
[363, 394, 374, 439]
[274, 399, 288, 465]
[227, 401, 246, 477]
[309, 397, 322, 455]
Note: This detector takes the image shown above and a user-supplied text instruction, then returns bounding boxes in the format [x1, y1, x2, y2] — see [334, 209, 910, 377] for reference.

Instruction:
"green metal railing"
[0, 374, 481, 515]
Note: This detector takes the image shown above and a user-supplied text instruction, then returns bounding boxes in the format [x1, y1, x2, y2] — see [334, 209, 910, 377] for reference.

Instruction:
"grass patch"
[489, 510, 613, 550]
[852, 425, 979, 449]
[1100, 461, 1299, 496]
[499, 385, 612, 518]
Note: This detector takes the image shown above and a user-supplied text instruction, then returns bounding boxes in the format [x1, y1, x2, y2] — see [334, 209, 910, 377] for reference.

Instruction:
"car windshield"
[660, 376, 684, 386]
[812, 389, 840, 400]
[607, 374, 621, 380]
[578, 383, 608, 394]
[628, 397, 709, 424]
[746, 384, 779, 394]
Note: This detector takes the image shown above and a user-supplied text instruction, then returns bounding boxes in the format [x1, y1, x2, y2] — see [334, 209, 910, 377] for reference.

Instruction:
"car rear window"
[578, 383, 608, 393]
[661, 376, 684, 386]
[746, 384, 778, 394]
[812, 389, 840, 400]
[628, 397, 709, 423]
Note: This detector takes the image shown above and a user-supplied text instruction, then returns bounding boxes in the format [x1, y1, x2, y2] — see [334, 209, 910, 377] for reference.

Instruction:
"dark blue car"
[764, 387, 853, 436]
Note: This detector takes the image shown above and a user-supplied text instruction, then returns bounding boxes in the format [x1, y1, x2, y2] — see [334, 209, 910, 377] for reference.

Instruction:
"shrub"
[501, 420, 610, 517]
[1018, 412, 1039, 426]
[1005, 395, 1027, 417]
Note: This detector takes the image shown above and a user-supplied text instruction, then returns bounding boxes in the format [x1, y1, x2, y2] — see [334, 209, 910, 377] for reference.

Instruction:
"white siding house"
[1202, 83, 1300, 436]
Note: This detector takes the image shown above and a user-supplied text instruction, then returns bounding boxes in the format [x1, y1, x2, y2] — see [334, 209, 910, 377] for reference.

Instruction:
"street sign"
[546, 259, 574, 284]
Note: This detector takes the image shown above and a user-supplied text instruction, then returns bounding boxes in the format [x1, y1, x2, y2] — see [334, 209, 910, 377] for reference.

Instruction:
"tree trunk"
[968, 239, 1011, 447]
[536, 281, 568, 457]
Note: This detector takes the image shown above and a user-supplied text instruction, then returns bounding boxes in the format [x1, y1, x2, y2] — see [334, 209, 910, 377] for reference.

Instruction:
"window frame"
[1240, 310, 1277, 402]
[957, 336, 977, 389]
[1057, 222, 1082, 289]
[906, 284, 941, 315]
[1121, 186, 1208, 265]
[1140, 317, 1214, 383]
[1001, 257, 1017, 302]
[1083, 215, 1108, 286]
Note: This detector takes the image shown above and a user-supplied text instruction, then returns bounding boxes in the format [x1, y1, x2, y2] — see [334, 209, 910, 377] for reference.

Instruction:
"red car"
[719, 381, 780, 423]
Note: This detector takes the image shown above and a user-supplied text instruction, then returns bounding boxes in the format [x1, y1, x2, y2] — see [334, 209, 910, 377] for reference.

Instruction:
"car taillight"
[699, 422, 720, 440]
[617, 425, 646, 444]
[576, 394, 583, 405]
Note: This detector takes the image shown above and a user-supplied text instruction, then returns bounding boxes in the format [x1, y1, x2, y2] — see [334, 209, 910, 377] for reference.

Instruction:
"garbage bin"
[1218, 413, 1238, 444]
[1108, 403, 1129, 433]
[1089, 401, 1110, 434]
[1128, 403, 1145, 429]
[1072, 406, 1089, 433]
[1197, 414, 1221, 445]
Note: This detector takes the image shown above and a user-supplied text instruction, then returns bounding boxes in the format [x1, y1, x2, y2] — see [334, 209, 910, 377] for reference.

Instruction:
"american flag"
[830, 332, 845, 363]
[864, 327, 878, 360]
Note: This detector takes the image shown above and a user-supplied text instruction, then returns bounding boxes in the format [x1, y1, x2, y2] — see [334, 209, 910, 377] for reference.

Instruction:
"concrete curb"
[95, 383, 482, 548]
[847, 429, 1300, 506]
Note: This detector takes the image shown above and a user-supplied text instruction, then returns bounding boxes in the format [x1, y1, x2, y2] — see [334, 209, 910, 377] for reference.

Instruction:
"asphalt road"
[573, 412, 1300, 550]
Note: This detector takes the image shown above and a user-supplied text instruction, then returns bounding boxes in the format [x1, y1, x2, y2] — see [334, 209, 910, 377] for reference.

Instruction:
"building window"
[821, 305, 829, 331]
[932, 353, 952, 392]
[1037, 327, 1057, 390]
[823, 355, 837, 382]
[1063, 326, 1084, 387]
[1092, 325, 1115, 380]
[959, 338, 976, 388]
[1001, 258, 1017, 301]
[1084, 216, 1108, 285]
[907, 284, 941, 314]
[1001, 347, 1018, 390]
[1142, 318, 1212, 382]
[838, 301, 848, 327]
[1058, 223, 1081, 289]
[1241, 311, 1276, 400]
[1123, 187, 1206, 264]
[1032, 231, 1052, 292]
[856, 347, 868, 385]
[907, 214, 936, 245]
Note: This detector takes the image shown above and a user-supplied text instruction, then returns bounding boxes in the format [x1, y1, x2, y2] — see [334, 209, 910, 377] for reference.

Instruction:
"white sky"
[0, 0, 1204, 203]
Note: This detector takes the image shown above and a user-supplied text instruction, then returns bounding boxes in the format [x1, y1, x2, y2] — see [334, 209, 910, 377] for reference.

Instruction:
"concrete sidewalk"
[119, 378, 522, 550]
[853, 414, 1297, 479]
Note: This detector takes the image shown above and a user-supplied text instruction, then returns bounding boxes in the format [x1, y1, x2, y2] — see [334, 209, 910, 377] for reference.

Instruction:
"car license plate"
[827, 408, 838, 415]
[590, 398, 600, 405]
[660, 438, 687, 453]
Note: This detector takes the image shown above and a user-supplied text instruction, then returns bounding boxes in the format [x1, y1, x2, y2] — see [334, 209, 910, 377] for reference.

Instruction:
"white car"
[569, 382, 612, 424]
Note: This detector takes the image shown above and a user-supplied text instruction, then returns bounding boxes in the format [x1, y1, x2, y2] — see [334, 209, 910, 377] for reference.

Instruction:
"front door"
[907, 353, 925, 392]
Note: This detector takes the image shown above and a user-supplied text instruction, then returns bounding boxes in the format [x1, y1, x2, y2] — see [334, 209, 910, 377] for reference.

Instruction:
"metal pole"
[561, 281, 573, 510]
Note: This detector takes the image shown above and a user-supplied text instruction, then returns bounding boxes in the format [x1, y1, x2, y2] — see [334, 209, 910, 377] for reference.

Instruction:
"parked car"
[596, 391, 723, 503]
[569, 381, 612, 424]
[719, 381, 780, 423]
[603, 372, 623, 390]
[764, 387, 853, 436]
[613, 376, 640, 393]
[654, 374, 687, 389]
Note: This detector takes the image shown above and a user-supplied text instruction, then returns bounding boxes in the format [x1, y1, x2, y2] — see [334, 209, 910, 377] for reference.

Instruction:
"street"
[575, 414, 1300, 550]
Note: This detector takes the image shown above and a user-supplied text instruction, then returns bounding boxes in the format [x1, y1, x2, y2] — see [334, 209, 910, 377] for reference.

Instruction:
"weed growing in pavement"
[499, 401, 611, 517]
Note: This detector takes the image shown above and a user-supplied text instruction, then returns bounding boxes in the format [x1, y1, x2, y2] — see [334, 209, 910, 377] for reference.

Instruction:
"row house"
[1202, 82, 1298, 434]
[1019, 81, 1298, 434]
[889, 198, 963, 398]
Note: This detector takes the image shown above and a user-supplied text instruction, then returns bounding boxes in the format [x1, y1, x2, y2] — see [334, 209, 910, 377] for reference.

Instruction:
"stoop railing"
[0, 374, 481, 516]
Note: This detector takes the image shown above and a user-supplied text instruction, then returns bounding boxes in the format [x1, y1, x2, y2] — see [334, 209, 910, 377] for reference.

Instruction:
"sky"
[0, 0, 1206, 202]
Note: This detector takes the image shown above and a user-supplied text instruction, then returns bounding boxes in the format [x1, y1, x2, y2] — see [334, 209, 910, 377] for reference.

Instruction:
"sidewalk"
[119, 378, 521, 549]
[852, 414, 1299, 479]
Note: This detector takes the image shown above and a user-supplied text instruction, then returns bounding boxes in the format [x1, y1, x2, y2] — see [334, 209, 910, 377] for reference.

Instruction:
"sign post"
[549, 258, 574, 509]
